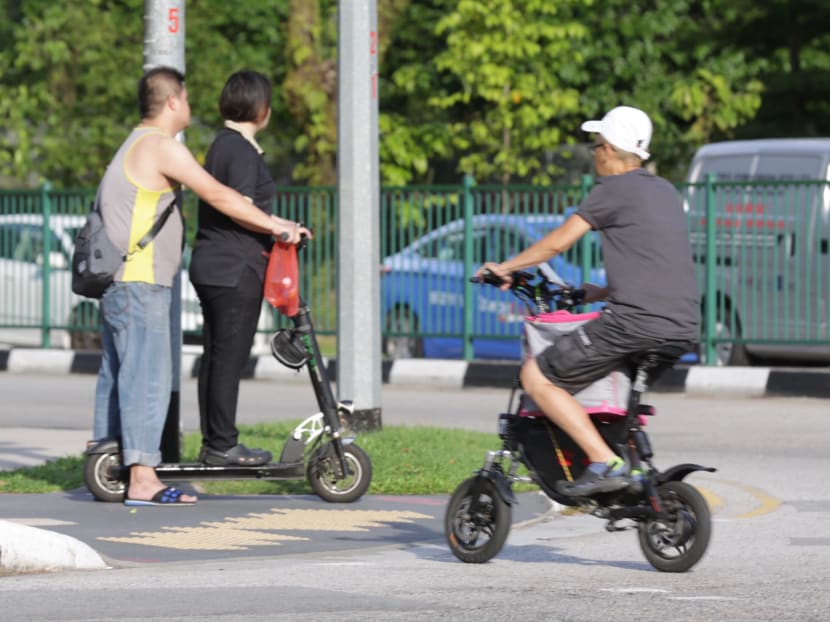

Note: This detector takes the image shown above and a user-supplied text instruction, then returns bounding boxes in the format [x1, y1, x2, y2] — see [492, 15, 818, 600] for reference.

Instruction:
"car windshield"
[0, 223, 71, 264]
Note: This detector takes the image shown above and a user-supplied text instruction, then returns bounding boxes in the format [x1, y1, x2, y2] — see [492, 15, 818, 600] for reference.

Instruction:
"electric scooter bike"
[445, 270, 715, 572]
[84, 241, 372, 504]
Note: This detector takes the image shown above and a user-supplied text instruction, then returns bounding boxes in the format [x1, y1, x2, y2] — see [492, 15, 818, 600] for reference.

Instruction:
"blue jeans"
[93, 282, 172, 467]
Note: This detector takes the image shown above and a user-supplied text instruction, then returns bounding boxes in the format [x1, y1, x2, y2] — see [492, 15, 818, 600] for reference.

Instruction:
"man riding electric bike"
[476, 105, 700, 498]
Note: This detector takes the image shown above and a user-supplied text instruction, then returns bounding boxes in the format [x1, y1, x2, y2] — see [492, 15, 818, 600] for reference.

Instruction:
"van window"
[693, 155, 755, 183]
[754, 155, 824, 181]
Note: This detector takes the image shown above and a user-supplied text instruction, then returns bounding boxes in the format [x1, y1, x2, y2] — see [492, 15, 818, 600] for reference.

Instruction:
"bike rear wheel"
[84, 450, 126, 503]
[638, 480, 712, 572]
[445, 476, 511, 563]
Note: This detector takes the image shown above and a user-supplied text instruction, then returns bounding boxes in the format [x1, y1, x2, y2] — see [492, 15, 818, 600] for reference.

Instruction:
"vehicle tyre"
[307, 443, 372, 503]
[383, 306, 423, 359]
[700, 300, 751, 366]
[69, 303, 101, 351]
[445, 476, 512, 564]
[638, 481, 712, 572]
[83, 450, 126, 503]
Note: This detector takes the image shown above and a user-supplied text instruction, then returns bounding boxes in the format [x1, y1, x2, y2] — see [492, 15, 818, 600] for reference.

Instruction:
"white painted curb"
[389, 359, 467, 389]
[685, 366, 770, 397]
[0, 520, 108, 573]
[6, 349, 74, 375]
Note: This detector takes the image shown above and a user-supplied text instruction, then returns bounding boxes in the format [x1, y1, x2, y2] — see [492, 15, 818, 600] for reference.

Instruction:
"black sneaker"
[200, 443, 272, 467]
[555, 462, 629, 497]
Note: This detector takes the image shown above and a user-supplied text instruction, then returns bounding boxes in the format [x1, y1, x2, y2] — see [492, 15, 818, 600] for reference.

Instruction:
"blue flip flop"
[124, 486, 195, 507]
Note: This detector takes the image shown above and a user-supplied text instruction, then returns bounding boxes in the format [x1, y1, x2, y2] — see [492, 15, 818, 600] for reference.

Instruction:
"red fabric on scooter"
[264, 241, 299, 317]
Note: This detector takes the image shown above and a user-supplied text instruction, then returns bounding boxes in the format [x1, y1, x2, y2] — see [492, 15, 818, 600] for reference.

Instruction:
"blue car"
[381, 214, 606, 360]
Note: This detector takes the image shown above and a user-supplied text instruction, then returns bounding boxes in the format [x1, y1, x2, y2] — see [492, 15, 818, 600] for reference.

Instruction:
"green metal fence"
[683, 175, 830, 365]
[1, 177, 827, 364]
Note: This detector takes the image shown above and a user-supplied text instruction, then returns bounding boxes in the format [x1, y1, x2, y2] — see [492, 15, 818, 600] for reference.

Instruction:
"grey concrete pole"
[336, 0, 382, 430]
[144, 0, 186, 461]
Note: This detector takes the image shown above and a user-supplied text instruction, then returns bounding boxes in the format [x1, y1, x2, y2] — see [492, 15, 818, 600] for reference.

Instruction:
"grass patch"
[0, 422, 536, 496]
[0, 456, 86, 494]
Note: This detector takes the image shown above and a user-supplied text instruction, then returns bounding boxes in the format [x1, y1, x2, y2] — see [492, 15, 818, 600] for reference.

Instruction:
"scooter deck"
[137, 461, 307, 481]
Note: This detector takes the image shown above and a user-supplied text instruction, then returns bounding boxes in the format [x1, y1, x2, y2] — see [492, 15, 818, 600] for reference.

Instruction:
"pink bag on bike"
[521, 310, 631, 416]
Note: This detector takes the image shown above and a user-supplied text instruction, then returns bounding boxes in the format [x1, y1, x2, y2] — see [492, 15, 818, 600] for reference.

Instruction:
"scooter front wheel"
[84, 450, 126, 503]
[445, 476, 512, 563]
[307, 442, 372, 503]
[638, 480, 712, 572]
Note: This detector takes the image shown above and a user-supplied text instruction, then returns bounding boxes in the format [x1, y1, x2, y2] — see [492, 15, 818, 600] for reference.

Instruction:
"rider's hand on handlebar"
[580, 283, 609, 304]
[475, 262, 513, 291]
[273, 216, 313, 245]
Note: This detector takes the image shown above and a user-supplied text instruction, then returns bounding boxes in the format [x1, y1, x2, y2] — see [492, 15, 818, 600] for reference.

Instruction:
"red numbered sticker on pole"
[168, 7, 180, 33]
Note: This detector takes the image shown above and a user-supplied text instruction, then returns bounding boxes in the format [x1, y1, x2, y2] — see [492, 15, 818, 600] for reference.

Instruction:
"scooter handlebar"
[279, 223, 311, 251]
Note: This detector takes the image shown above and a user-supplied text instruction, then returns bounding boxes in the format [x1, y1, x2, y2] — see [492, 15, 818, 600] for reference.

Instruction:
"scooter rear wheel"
[638, 480, 712, 572]
[307, 443, 372, 503]
[445, 476, 511, 563]
[84, 450, 127, 503]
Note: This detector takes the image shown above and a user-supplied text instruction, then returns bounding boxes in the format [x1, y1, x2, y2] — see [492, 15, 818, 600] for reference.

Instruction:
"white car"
[0, 213, 203, 350]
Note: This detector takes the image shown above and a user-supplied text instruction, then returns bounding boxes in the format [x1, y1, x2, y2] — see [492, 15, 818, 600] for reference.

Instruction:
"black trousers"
[194, 265, 264, 452]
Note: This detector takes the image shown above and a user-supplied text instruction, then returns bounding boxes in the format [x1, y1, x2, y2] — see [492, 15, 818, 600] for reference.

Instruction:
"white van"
[684, 139, 830, 365]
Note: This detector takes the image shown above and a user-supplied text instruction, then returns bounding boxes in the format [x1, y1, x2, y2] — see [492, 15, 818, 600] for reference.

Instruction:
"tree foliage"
[0, 0, 826, 189]
[429, 0, 588, 185]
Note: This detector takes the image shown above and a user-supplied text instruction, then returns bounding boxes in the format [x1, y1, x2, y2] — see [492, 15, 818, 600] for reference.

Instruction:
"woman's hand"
[271, 216, 313, 244]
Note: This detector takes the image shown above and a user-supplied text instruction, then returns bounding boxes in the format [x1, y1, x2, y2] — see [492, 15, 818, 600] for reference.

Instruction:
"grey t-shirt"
[576, 168, 700, 341]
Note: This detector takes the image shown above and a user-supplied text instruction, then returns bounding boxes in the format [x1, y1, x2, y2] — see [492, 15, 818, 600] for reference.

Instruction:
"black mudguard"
[657, 463, 717, 484]
[479, 469, 517, 506]
[85, 437, 121, 456]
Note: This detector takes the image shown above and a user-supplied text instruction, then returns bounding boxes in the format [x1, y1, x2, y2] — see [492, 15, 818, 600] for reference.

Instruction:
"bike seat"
[629, 343, 691, 369]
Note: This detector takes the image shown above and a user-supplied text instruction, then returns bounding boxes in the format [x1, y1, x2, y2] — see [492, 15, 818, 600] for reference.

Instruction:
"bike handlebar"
[471, 269, 586, 313]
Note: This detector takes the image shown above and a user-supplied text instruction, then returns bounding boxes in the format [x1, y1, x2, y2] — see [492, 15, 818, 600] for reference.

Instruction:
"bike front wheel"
[445, 476, 512, 563]
[307, 442, 372, 503]
[638, 480, 712, 572]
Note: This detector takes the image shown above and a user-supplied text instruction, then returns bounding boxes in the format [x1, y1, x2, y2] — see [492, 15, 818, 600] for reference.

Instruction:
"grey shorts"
[534, 311, 676, 394]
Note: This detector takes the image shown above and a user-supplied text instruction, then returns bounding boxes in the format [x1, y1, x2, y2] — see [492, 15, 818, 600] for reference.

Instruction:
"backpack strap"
[134, 202, 175, 252]
[92, 187, 176, 258]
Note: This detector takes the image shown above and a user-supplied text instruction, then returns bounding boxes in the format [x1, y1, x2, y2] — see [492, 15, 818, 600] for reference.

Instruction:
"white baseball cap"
[581, 106, 652, 160]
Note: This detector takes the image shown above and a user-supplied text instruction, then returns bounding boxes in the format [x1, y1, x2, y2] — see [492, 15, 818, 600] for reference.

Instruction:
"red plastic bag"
[264, 242, 299, 317]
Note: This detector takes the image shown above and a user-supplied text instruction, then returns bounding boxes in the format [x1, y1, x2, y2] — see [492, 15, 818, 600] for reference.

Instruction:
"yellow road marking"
[693, 478, 781, 519]
[100, 528, 307, 551]
[696, 486, 724, 513]
[99, 508, 433, 551]
[716, 478, 782, 519]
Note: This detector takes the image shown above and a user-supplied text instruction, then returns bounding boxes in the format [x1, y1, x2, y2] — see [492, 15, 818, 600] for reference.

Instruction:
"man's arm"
[155, 138, 303, 242]
[501, 214, 591, 271]
[477, 214, 592, 286]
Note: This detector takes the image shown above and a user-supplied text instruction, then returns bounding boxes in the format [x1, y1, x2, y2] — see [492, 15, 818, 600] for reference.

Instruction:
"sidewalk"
[2, 345, 829, 397]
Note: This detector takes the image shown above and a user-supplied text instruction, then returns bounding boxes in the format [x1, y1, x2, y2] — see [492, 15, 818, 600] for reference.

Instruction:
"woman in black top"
[190, 70, 311, 466]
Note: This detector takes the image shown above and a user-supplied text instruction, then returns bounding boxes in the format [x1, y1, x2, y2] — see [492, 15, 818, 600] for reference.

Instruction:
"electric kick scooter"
[84, 240, 373, 504]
